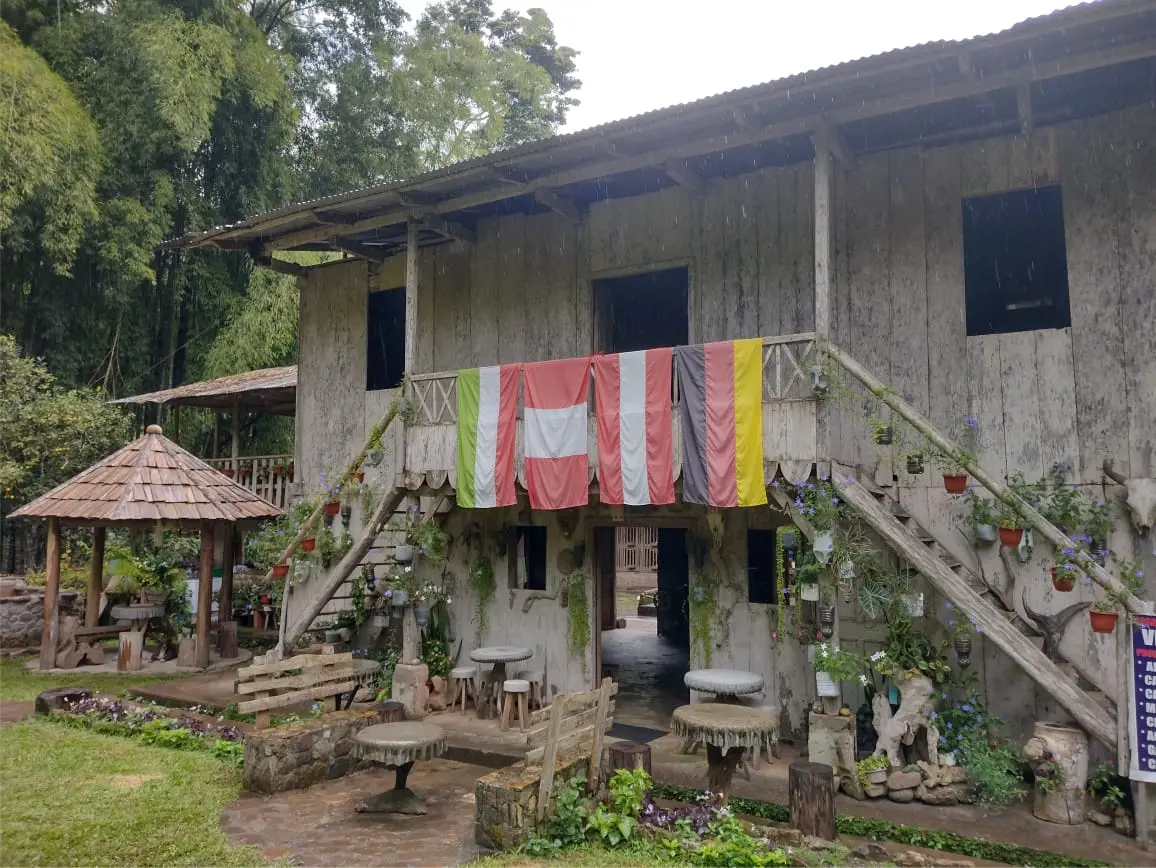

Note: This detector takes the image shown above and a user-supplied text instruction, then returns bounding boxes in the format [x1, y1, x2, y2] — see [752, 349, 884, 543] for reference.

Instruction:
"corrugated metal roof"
[170, 0, 1148, 250]
[113, 366, 297, 415]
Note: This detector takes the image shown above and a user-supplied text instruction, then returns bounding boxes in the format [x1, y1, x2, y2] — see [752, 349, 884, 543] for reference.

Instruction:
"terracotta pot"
[943, 473, 968, 494]
[271, 563, 289, 579]
[300, 537, 316, 552]
[1090, 611, 1119, 634]
[1051, 568, 1075, 592]
[999, 526, 1023, 547]
[324, 500, 341, 516]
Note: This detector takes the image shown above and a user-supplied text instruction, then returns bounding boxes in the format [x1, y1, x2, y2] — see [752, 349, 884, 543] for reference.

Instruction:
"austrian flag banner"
[523, 357, 593, 510]
[455, 365, 519, 508]
[593, 349, 675, 505]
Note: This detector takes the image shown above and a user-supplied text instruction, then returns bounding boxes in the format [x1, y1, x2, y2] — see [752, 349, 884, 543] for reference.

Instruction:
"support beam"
[484, 166, 527, 185]
[422, 215, 475, 244]
[334, 238, 388, 262]
[662, 161, 704, 191]
[814, 119, 853, 167]
[534, 190, 581, 223]
[310, 209, 357, 225]
[86, 527, 105, 628]
[1016, 83, 1034, 136]
[812, 133, 834, 342]
[39, 517, 61, 670]
[230, 400, 241, 468]
[254, 256, 308, 277]
[404, 218, 419, 375]
[219, 527, 235, 637]
[196, 522, 214, 668]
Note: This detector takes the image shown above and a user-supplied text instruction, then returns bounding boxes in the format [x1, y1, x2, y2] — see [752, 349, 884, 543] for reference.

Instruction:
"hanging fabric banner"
[456, 365, 520, 508]
[523, 356, 593, 510]
[593, 348, 675, 505]
[675, 338, 766, 507]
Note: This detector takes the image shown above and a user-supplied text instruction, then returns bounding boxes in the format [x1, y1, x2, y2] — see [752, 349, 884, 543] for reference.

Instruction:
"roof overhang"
[113, 366, 297, 416]
[169, 0, 1156, 262]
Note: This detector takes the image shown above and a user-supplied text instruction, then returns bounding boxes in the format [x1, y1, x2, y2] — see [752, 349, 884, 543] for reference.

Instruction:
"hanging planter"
[975, 523, 998, 544]
[271, 563, 289, 579]
[818, 605, 836, 638]
[1090, 610, 1119, 634]
[943, 473, 968, 495]
[800, 583, 820, 603]
[369, 613, 389, 629]
[813, 530, 835, 565]
[324, 500, 341, 516]
[779, 528, 799, 551]
[954, 635, 972, 667]
[999, 526, 1024, 548]
[395, 544, 414, 563]
[903, 593, 924, 617]
[873, 425, 894, 446]
[414, 601, 430, 628]
[906, 453, 925, 475]
[300, 537, 317, 553]
[1051, 567, 1075, 593]
[815, 671, 840, 698]
[390, 590, 410, 607]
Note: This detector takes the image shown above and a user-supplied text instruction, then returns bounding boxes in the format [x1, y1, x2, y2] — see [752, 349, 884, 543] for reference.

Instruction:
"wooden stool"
[449, 666, 477, 714]
[512, 665, 546, 710]
[500, 679, 530, 732]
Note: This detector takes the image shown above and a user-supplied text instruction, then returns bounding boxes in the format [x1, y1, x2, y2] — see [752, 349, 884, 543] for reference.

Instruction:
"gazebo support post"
[230, 400, 241, 475]
[39, 517, 62, 670]
[196, 521, 214, 668]
[86, 526, 106, 627]
[218, 526, 236, 657]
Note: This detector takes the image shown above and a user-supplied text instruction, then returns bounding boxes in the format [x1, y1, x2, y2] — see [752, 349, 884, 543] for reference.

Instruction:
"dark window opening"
[962, 186, 1071, 336]
[509, 525, 547, 591]
[746, 529, 779, 605]
[593, 267, 689, 354]
[367, 288, 405, 390]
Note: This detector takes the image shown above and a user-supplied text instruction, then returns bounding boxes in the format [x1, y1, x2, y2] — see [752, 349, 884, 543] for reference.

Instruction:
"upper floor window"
[367, 287, 405, 390]
[593, 266, 689, 354]
[962, 186, 1071, 336]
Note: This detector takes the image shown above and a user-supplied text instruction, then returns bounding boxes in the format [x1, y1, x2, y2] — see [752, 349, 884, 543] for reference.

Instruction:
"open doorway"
[594, 267, 689, 354]
[596, 525, 689, 736]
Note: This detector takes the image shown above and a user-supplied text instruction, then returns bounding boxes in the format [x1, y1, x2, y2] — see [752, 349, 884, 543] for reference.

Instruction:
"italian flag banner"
[456, 365, 520, 508]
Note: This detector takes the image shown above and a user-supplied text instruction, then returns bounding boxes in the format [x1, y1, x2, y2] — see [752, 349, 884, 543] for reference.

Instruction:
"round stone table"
[110, 603, 166, 671]
[353, 721, 447, 815]
[671, 703, 778, 803]
[680, 669, 765, 754]
[469, 646, 532, 719]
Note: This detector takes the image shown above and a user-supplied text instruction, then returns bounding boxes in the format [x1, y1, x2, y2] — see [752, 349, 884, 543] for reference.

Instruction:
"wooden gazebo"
[9, 425, 282, 670]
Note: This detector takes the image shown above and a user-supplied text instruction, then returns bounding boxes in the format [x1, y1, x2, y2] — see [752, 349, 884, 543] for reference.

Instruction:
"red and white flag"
[594, 349, 675, 505]
[523, 357, 592, 510]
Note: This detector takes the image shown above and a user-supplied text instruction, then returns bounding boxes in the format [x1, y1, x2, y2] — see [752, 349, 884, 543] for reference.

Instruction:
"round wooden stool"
[500, 678, 530, 732]
[449, 665, 477, 714]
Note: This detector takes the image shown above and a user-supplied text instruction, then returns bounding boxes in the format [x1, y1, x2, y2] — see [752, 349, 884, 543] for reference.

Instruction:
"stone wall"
[475, 750, 590, 850]
[0, 579, 83, 650]
[243, 709, 379, 794]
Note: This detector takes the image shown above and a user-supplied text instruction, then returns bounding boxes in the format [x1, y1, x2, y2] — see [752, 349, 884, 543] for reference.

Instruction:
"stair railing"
[823, 343, 1151, 617]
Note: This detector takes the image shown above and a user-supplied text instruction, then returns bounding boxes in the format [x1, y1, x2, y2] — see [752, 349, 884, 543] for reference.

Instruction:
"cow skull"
[1103, 461, 1156, 536]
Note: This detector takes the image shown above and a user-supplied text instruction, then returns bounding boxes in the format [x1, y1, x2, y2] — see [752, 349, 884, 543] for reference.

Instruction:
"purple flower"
[831, 497, 839, 505]
[945, 601, 952, 609]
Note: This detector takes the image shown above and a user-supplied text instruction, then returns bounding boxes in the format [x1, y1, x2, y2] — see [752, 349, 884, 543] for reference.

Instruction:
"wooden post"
[609, 741, 652, 776]
[812, 132, 833, 343]
[218, 620, 238, 659]
[39, 517, 62, 670]
[537, 696, 567, 820]
[404, 217, 419, 375]
[172, 405, 180, 445]
[230, 400, 241, 475]
[219, 526, 235, 629]
[789, 761, 836, 841]
[211, 412, 220, 458]
[588, 676, 612, 794]
[86, 526, 105, 628]
[195, 522, 214, 668]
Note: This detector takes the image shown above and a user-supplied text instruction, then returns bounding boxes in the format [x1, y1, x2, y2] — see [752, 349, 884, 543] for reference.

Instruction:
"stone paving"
[220, 758, 485, 867]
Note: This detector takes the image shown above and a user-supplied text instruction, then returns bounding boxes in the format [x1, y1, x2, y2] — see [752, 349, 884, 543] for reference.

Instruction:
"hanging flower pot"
[1051, 567, 1075, 592]
[818, 605, 836, 638]
[260, 594, 271, 606]
[841, 584, 854, 604]
[999, 526, 1024, 548]
[943, 473, 968, 494]
[815, 671, 839, 698]
[324, 500, 341, 516]
[300, 537, 316, 553]
[369, 613, 389, 629]
[800, 584, 820, 602]
[395, 544, 414, 563]
[779, 528, 799, 551]
[390, 590, 409, 608]
[1090, 610, 1119, 634]
[415, 601, 430, 628]
[954, 635, 972, 668]
[873, 425, 894, 446]
[271, 563, 289, 579]
[903, 593, 924, 617]
[975, 523, 998, 544]
[813, 530, 835, 565]
[906, 453, 924, 475]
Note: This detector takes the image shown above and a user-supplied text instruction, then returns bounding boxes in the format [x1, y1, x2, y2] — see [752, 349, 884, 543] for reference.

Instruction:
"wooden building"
[173, 0, 1156, 752]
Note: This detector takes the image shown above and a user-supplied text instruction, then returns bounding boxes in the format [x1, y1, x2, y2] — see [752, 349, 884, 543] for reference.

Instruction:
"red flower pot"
[1051, 568, 1075, 592]
[943, 473, 968, 494]
[300, 537, 316, 552]
[260, 594, 271, 605]
[271, 563, 289, 579]
[272, 465, 284, 476]
[999, 526, 1023, 547]
[324, 500, 341, 516]
[1090, 611, 1119, 634]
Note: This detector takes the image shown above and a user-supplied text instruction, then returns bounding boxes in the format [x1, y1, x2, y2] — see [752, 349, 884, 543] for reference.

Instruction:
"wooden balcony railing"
[204, 455, 295, 510]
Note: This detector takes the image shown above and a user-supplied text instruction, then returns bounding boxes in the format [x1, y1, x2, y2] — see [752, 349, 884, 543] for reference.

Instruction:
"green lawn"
[474, 844, 670, 867]
[0, 654, 176, 702]
[0, 717, 268, 866]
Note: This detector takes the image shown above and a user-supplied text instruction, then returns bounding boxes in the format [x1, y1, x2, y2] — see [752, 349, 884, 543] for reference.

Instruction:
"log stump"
[377, 699, 406, 723]
[789, 761, 836, 841]
[1024, 722, 1088, 824]
[609, 741, 652, 776]
[117, 631, 143, 672]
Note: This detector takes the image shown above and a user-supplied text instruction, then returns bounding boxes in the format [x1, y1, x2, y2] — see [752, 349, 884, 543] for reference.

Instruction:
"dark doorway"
[656, 528, 690, 646]
[594, 267, 689, 354]
[367, 288, 406, 390]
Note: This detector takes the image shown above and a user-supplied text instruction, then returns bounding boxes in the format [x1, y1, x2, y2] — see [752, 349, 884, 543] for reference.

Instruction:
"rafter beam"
[254, 255, 308, 277]
[333, 238, 388, 262]
[422, 215, 475, 244]
[662, 161, 704, 191]
[534, 190, 581, 222]
[310, 209, 357, 225]
[484, 166, 527, 185]
[1016, 83, 1034, 136]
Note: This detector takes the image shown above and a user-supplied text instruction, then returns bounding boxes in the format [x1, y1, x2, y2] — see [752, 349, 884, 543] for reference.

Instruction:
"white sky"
[401, 0, 1076, 132]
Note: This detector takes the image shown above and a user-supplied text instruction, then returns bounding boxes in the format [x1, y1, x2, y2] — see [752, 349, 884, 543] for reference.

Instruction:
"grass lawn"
[474, 844, 672, 867]
[0, 717, 268, 866]
[0, 654, 176, 702]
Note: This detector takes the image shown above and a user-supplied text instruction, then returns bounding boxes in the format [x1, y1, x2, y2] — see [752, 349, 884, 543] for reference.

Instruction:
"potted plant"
[300, 536, 317, 553]
[997, 494, 1025, 547]
[812, 642, 864, 699]
[1090, 597, 1118, 633]
[951, 616, 973, 667]
[790, 478, 842, 564]
[818, 604, 836, 638]
[323, 499, 341, 516]
[395, 543, 415, 563]
[959, 489, 999, 544]
[858, 754, 891, 786]
[905, 451, 924, 475]
[1051, 554, 1079, 592]
[271, 562, 289, 579]
[930, 414, 980, 494]
[870, 417, 894, 446]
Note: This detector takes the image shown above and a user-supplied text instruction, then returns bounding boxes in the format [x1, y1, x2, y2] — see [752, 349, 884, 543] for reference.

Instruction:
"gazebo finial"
[146, 424, 163, 434]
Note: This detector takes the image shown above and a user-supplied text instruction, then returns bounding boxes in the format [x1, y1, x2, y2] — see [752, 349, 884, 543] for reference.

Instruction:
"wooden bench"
[235, 651, 365, 729]
[525, 677, 617, 818]
[54, 620, 130, 669]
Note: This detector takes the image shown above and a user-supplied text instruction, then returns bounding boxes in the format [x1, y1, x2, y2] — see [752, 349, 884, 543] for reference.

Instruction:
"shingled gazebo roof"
[9, 425, 284, 526]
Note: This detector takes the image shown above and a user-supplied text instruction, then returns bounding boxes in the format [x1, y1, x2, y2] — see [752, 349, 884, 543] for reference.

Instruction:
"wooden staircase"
[834, 473, 1117, 750]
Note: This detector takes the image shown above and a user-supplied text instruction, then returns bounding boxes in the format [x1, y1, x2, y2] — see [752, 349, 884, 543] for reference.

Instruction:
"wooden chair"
[234, 651, 364, 729]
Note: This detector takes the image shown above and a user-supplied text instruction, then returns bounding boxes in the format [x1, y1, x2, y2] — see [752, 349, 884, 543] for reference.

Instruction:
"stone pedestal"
[392, 661, 430, 719]
[807, 712, 863, 799]
[177, 637, 197, 668]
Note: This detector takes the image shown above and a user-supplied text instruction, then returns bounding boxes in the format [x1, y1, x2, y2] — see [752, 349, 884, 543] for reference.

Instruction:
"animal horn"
[1021, 589, 1044, 629]
[1102, 460, 1127, 485]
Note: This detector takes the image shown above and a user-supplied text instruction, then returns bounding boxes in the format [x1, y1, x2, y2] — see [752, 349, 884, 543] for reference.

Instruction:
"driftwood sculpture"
[1021, 591, 1088, 663]
[872, 672, 939, 769]
[1023, 722, 1089, 825]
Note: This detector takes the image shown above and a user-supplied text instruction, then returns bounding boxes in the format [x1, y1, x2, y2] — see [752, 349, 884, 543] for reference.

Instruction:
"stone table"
[671, 703, 777, 804]
[680, 669, 765, 754]
[469, 646, 532, 719]
[353, 721, 447, 815]
[109, 602, 165, 671]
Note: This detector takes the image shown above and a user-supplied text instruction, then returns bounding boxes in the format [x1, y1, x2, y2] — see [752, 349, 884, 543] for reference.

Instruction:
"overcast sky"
[401, 0, 1076, 132]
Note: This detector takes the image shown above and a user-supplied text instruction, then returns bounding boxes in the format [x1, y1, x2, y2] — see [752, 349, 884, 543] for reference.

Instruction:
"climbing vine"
[564, 574, 590, 673]
[469, 555, 496, 641]
[689, 569, 716, 668]
[774, 527, 796, 641]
